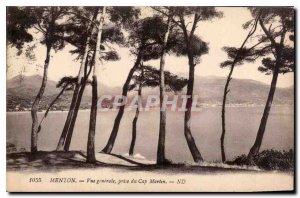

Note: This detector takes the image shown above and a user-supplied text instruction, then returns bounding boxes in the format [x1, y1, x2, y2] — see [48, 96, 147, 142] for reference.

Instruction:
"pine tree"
[7, 7, 69, 153]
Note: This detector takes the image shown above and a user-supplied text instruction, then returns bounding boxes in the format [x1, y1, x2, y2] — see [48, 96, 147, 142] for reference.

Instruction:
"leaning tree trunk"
[129, 80, 142, 156]
[31, 44, 51, 153]
[247, 63, 280, 163]
[221, 70, 232, 162]
[57, 57, 90, 151]
[184, 52, 203, 163]
[247, 17, 285, 164]
[87, 6, 106, 163]
[56, 84, 80, 150]
[38, 83, 69, 132]
[63, 78, 88, 151]
[157, 15, 171, 165]
[129, 66, 144, 156]
[63, 49, 95, 151]
[101, 51, 143, 154]
[56, 10, 98, 151]
[129, 101, 140, 156]
[220, 17, 259, 162]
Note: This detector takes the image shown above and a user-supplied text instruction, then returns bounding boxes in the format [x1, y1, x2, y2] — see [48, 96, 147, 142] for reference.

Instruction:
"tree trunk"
[129, 108, 139, 156]
[184, 53, 203, 163]
[247, 64, 279, 162]
[179, 14, 203, 163]
[63, 82, 87, 150]
[56, 10, 98, 151]
[87, 6, 106, 163]
[31, 44, 51, 153]
[87, 75, 98, 163]
[157, 16, 171, 165]
[101, 51, 143, 154]
[221, 71, 232, 163]
[129, 84, 142, 156]
[220, 17, 259, 163]
[57, 59, 91, 151]
[247, 17, 285, 164]
[77, 8, 99, 84]
[64, 53, 94, 151]
[56, 84, 80, 150]
[129, 66, 144, 156]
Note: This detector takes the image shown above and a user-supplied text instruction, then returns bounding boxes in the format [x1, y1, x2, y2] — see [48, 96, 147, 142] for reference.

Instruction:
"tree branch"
[150, 6, 183, 29]
[37, 83, 68, 133]
[259, 18, 277, 48]
[189, 13, 199, 40]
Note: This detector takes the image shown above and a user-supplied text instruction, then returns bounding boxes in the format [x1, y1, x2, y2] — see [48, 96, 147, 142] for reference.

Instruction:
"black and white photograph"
[5, 4, 295, 192]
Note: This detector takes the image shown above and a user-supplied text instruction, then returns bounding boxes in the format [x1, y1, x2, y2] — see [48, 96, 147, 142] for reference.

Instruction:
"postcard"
[6, 6, 294, 192]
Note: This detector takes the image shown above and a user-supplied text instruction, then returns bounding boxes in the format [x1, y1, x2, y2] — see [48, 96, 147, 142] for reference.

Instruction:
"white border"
[2, 0, 298, 6]
[0, 0, 298, 197]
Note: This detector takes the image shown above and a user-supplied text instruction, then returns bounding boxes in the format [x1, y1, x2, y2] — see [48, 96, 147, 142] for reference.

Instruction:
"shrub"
[6, 143, 17, 154]
[229, 149, 294, 171]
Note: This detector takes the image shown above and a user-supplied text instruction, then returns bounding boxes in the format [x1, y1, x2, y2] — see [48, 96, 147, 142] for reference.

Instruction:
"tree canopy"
[128, 65, 188, 93]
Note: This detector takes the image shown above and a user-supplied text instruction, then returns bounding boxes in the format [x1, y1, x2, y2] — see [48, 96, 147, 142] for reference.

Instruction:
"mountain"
[7, 75, 58, 97]
[7, 74, 120, 96]
[6, 75, 125, 111]
[138, 75, 293, 105]
[193, 76, 294, 105]
[6, 74, 294, 111]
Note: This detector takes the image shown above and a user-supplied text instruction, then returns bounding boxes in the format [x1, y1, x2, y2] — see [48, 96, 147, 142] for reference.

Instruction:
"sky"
[6, 7, 294, 88]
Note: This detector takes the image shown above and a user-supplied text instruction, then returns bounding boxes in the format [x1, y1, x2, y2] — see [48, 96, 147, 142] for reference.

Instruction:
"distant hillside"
[194, 76, 294, 105]
[7, 75, 86, 111]
[6, 74, 294, 111]
[140, 75, 294, 105]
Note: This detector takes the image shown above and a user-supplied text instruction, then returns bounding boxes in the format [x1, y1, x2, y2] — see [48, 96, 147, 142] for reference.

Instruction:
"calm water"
[7, 106, 294, 162]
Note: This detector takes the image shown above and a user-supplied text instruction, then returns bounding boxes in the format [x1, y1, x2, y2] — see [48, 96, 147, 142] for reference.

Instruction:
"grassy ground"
[7, 151, 263, 173]
[6, 151, 294, 192]
[7, 150, 294, 174]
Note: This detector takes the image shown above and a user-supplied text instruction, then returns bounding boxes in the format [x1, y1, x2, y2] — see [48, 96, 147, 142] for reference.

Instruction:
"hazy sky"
[6, 7, 294, 88]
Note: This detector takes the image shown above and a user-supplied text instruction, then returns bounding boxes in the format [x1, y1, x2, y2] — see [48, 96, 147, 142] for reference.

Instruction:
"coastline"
[6, 104, 294, 114]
